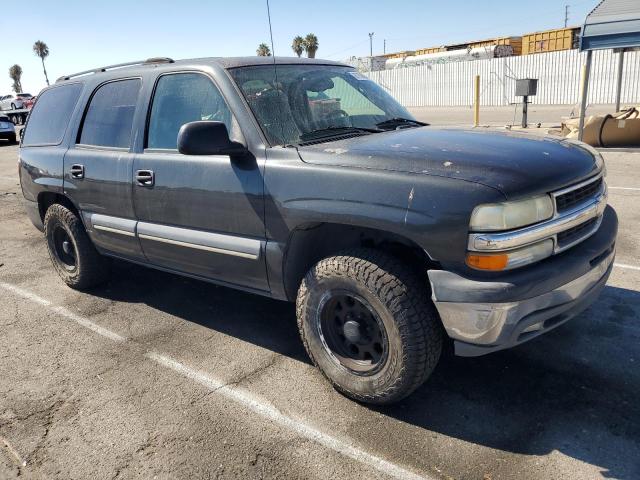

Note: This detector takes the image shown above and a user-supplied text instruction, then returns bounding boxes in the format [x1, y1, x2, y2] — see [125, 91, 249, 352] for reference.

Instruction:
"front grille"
[555, 177, 603, 213]
[557, 217, 599, 248]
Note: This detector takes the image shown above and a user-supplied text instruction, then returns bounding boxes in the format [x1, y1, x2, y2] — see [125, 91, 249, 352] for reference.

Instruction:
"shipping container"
[522, 27, 580, 55]
[467, 37, 522, 56]
[414, 47, 445, 56]
[381, 50, 416, 59]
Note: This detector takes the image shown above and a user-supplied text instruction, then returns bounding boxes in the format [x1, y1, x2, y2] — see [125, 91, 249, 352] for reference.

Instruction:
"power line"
[324, 39, 370, 58]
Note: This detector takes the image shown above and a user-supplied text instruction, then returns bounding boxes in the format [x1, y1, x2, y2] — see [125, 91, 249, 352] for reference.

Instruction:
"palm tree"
[9, 64, 23, 93]
[292, 36, 304, 57]
[33, 40, 50, 86]
[256, 43, 271, 57]
[304, 34, 319, 58]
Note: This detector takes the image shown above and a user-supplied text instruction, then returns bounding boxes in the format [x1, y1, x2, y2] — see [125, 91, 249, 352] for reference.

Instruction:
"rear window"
[78, 78, 141, 149]
[21, 83, 83, 146]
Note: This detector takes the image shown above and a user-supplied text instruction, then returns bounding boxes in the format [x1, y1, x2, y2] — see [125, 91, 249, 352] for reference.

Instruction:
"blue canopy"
[580, 0, 640, 50]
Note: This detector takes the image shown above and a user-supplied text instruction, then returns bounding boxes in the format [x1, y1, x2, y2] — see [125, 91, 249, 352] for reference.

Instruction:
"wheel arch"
[37, 192, 81, 224]
[281, 222, 436, 301]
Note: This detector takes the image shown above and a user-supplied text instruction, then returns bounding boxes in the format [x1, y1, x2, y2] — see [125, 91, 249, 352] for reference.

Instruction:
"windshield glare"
[229, 65, 414, 146]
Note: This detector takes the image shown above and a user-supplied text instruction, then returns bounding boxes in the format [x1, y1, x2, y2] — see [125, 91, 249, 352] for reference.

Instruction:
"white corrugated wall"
[365, 49, 640, 107]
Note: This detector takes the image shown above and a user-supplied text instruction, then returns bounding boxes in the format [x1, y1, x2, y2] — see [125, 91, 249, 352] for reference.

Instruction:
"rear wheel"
[44, 204, 110, 289]
[296, 248, 442, 404]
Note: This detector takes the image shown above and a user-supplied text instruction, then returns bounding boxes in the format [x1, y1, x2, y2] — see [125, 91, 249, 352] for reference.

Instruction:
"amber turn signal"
[466, 253, 509, 271]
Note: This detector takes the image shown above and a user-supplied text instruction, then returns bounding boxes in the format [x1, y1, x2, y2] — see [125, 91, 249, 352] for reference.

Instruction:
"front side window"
[21, 83, 83, 146]
[79, 78, 141, 148]
[229, 65, 414, 146]
[147, 73, 233, 150]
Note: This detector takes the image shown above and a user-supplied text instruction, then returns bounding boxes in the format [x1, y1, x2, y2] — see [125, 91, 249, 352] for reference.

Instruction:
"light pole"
[369, 32, 374, 71]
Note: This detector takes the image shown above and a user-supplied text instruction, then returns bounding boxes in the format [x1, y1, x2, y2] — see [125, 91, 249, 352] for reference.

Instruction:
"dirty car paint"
[297, 127, 600, 199]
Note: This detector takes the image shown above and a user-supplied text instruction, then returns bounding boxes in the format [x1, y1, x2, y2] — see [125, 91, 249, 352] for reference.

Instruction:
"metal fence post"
[615, 49, 625, 112]
[578, 50, 593, 142]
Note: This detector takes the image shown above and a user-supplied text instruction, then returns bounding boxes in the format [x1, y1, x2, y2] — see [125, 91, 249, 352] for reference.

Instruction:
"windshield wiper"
[375, 117, 429, 130]
[298, 126, 381, 143]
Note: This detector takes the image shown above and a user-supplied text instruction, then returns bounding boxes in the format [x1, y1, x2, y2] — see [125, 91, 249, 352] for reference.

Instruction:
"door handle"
[135, 169, 154, 187]
[70, 164, 84, 179]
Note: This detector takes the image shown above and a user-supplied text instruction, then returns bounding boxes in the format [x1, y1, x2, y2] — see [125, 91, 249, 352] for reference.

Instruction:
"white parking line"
[609, 187, 640, 191]
[147, 351, 432, 480]
[614, 263, 640, 271]
[0, 282, 435, 480]
[1, 435, 27, 467]
[0, 282, 125, 342]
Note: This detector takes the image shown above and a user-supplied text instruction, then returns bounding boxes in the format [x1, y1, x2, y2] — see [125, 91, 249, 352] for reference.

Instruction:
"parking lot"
[0, 137, 639, 479]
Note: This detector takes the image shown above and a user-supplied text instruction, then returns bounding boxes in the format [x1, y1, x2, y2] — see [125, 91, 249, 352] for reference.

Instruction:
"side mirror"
[177, 121, 246, 156]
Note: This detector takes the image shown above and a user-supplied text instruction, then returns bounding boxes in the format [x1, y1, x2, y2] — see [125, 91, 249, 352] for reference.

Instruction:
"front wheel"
[296, 248, 442, 404]
[44, 204, 110, 289]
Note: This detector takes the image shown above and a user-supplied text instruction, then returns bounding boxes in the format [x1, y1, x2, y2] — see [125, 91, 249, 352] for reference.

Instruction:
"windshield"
[229, 64, 415, 146]
[17, 93, 32, 98]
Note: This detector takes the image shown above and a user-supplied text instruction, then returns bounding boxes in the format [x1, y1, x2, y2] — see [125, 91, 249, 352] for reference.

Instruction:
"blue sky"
[2, 0, 598, 95]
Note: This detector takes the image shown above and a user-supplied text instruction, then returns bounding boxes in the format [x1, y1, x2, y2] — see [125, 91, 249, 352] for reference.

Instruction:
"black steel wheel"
[318, 291, 388, 375]
[297, 248, 443, 405]
[51, 224, 77, 271]
[44, 204, 110, 289]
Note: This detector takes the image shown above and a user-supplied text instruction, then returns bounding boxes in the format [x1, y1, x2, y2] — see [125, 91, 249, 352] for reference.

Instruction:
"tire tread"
[44, 204, 109, 289]
[296, 248, 442, 404]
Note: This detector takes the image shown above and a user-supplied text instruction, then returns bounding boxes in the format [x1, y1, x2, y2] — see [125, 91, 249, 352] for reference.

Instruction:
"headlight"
[466, 239, 554, 271]
[469, 195, 554, 232]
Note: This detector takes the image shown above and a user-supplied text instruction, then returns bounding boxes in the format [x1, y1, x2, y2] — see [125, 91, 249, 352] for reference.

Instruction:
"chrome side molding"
[86, 213, 262, 260]
[136, 222, 261, 260]
[88, 213, 137, 237]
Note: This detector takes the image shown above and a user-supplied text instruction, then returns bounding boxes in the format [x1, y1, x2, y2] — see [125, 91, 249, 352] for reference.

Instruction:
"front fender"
[265, 159, 505, 264]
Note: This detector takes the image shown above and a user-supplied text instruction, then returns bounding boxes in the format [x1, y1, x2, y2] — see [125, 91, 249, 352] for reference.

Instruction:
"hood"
[297, 128, 602, 199]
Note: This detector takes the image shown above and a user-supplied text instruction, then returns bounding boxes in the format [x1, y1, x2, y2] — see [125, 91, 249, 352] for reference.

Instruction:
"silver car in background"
[0, 93, 33, 110]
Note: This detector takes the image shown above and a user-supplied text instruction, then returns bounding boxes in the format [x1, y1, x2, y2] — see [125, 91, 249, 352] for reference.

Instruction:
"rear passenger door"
[64, 78, 144, 260]
[132, 71, 267, 291]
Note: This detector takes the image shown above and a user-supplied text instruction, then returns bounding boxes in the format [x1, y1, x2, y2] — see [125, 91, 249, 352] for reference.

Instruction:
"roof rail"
[56, 57, 175, 82]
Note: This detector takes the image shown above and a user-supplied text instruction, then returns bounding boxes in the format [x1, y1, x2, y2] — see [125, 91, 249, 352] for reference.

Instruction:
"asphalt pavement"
[0, 137, 639, 480]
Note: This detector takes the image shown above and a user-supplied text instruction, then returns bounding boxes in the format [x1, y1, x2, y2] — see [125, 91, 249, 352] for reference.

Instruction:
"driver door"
[132, 71, 268, 291]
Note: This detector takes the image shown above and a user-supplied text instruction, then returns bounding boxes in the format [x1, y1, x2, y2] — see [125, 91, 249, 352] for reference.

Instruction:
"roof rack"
[56, 57, 175, 82]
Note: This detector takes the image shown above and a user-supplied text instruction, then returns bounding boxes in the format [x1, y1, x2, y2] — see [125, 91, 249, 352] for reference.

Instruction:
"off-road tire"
[296, 248, 442, 404]
[44, 204, 110, 289]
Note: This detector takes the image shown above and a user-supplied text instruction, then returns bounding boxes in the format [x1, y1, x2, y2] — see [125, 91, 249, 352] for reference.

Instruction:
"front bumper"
[428, 205, 618, 357]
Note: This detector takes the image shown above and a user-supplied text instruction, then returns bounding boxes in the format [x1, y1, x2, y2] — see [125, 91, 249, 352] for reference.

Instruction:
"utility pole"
[564, 4, 569, 28]
[369, 32, 374, 71]
[384, 39, 386, 55]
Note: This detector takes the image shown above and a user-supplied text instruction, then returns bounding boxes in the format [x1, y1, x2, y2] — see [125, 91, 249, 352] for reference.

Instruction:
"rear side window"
[79, 78, 141, 148]
[146, 73, 232, 150]
[22, 83, 83, 146]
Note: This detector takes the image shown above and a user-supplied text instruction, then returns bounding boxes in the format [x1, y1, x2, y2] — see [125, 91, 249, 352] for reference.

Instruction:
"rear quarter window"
[21, 83, 83, 147]
[78, 78, 141, 149]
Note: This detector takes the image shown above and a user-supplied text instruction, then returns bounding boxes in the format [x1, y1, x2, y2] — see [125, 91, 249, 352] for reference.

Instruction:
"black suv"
[19, 57, 617, 404]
